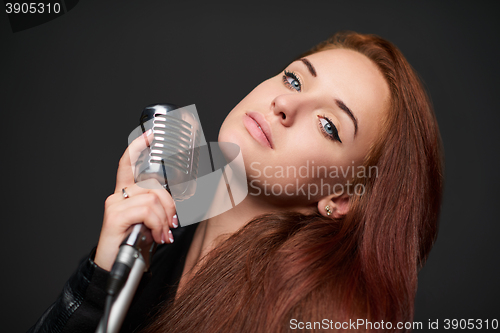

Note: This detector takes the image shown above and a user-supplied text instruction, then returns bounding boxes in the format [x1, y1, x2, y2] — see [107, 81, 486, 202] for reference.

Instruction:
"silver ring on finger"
[122, 187, 130, 199]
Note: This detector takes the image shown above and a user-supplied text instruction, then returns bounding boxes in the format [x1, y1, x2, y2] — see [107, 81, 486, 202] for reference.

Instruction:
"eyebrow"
[335, 99, 358, 137]
[300, 58, 359, 138]
[300, 58, 317, 77]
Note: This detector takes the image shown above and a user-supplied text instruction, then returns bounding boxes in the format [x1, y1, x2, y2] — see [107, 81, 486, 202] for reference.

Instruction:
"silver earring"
[325, 205, 332, 216]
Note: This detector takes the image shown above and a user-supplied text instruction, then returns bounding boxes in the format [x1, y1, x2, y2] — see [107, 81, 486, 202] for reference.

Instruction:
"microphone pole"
[95, 225, 156, 333]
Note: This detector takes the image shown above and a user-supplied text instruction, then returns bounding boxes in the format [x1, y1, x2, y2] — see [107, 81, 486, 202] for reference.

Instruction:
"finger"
[104, 192, 165, 229]
[110, 181, 177, 243]
[114, 192, 167, 229]
[126, 180, 178, 229]
[115, 188, 175, 243]
[115, 129, 153, 192]
[116, 204, 165, 244]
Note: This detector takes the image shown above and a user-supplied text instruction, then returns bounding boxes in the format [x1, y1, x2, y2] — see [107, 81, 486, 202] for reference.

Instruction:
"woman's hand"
[94, 130, 178, 271]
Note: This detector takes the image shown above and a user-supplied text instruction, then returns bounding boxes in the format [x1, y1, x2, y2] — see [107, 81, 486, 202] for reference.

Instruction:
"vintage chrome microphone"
[96, 104, 201, 333]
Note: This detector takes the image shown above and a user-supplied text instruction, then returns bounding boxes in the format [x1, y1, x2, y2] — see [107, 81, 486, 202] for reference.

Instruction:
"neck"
[201, 190, 277, 254]
[178, 169, 280, 290]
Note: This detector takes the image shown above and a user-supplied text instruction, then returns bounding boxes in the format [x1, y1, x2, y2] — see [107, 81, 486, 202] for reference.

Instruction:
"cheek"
[246, 160, 351, 203]
[218, 116, 235, 143]
[275, 134, 366, 186]
[287, 122, 367, 172]
[233, 78, 278, 107]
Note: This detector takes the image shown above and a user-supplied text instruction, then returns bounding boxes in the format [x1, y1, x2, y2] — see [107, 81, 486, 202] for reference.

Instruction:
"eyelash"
[282, 70, 302, 92]
[318, 115, 342, 143]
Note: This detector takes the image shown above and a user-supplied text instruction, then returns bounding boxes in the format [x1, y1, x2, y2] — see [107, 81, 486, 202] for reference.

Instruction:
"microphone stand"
[95, 224, 157, 333]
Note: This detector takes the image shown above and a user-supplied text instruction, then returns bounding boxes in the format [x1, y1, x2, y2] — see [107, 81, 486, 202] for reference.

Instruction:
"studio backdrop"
[0, 1, 498, 332]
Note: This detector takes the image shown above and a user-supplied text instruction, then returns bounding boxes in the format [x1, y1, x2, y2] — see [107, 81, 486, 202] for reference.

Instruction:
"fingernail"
[172, 214, 178, 228]
[161, 232, 166, 244]
[145, 129, 153, 136]
[168, 230, 174, 243]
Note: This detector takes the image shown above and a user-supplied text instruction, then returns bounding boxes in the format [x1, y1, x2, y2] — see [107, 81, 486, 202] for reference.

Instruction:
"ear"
[317, 192, 350, 218]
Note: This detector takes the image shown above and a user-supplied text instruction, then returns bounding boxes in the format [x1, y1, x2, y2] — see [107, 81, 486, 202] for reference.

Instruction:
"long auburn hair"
[142, 31, 444, 332]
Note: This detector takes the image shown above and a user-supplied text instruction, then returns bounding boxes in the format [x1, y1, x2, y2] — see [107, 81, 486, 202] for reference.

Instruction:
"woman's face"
[219, 48, 390, 206]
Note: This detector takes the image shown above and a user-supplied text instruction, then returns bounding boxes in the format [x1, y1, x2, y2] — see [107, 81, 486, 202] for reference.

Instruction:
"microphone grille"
[135, 104, 201, 200]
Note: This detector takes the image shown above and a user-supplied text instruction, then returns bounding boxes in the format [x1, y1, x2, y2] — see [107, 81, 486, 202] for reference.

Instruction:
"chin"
[218, 130, 246, 153]
[220, 127, 259, 165]
[218, 119, 241, 144]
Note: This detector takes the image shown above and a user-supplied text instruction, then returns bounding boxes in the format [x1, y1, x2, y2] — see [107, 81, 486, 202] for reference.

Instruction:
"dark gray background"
[1, 1, 499, 332]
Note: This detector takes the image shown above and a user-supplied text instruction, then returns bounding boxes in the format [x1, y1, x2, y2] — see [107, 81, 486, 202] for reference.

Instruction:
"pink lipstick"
[243, 112, 273, 149]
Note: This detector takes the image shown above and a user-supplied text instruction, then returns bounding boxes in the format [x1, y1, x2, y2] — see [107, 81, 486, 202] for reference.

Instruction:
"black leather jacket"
[27, 225, 197, 333]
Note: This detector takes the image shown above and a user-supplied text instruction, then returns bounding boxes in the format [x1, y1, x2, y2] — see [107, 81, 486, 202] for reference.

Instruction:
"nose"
[271, 94, 312, 127]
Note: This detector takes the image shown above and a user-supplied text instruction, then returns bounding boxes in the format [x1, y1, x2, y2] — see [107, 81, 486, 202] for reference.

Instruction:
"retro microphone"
[96, 104, 201, 333]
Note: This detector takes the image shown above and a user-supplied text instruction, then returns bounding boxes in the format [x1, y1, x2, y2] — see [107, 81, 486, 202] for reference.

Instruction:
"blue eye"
[283, 70, 302, 92]
[318, 116, 342, 143]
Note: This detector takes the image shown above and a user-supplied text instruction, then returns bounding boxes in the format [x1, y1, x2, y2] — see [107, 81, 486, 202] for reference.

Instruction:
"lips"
[243, 112, 274, 149]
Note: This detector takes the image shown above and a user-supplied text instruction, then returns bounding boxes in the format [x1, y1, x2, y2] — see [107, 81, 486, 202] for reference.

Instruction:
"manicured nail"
[161, 232, 166, 244]
[168, 230, 174, 243]
[172, 214, 178, 228]
[145, 129, 153, 136]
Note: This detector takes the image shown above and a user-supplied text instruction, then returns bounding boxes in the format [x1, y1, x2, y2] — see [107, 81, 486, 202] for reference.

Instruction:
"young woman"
[29, 31, 443, 333]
